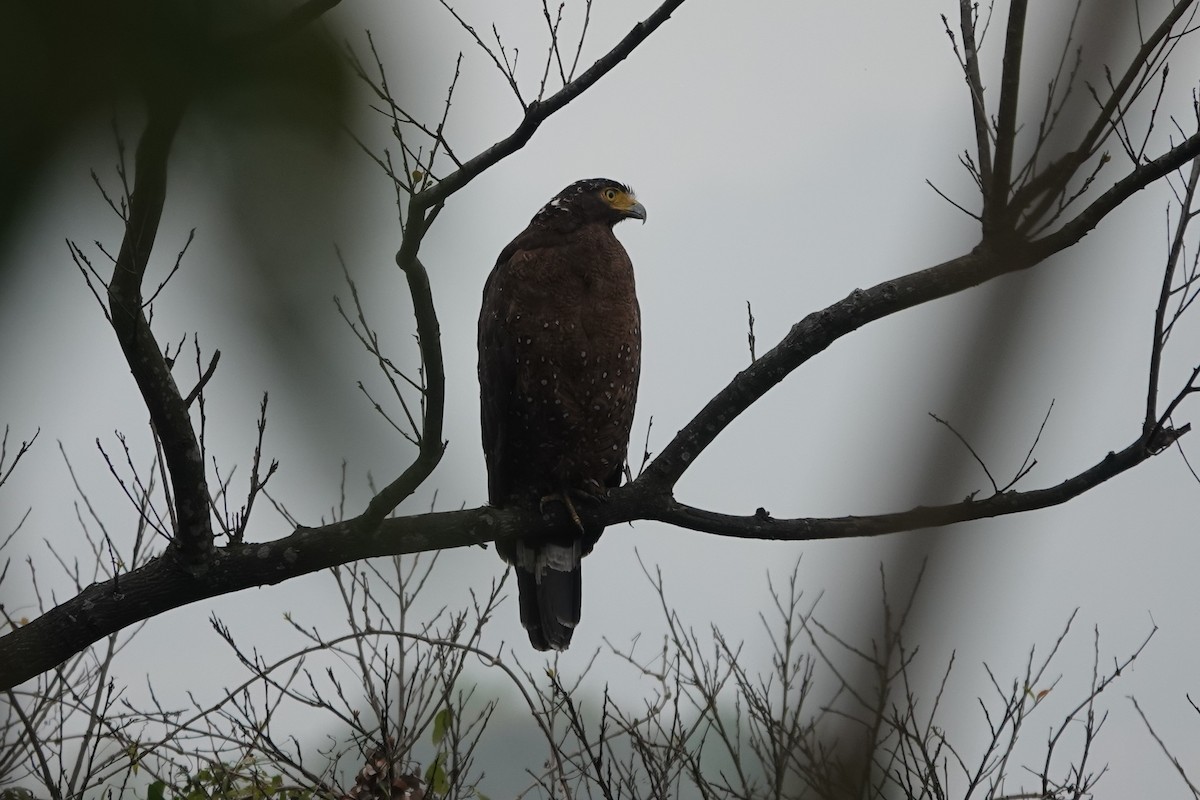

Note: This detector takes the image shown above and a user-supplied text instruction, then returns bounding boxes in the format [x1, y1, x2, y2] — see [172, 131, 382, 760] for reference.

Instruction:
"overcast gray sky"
[3, 1, 1199, 795]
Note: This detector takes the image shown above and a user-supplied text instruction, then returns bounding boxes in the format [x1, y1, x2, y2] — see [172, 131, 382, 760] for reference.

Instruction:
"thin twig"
[1147, 155, 1200, 431]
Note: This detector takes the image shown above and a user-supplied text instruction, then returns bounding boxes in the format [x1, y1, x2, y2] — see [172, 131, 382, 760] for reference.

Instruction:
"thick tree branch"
[986, 0, 1027, 229]
[0, 416, 1181, 690]
[645, 431, 1171, 540]
[106, 99, 215, 570]
[1032, 130, 1200, 257]
[638, 243, 1040, 493]
[362, 254, 447, 526]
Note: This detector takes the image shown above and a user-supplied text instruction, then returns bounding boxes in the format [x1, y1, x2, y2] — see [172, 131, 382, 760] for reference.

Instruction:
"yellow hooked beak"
[609, 190, 647, 222]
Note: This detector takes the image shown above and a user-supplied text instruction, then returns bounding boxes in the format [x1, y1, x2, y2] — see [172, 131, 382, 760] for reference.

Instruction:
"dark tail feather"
[515, 555, 581, 651]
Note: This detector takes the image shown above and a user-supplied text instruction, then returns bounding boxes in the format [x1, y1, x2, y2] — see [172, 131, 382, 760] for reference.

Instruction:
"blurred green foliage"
[0, 0, 353, 259]
[0, 0, 385, 449]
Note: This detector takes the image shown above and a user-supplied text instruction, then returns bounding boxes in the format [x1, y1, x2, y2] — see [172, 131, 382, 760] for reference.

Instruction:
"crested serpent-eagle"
[478, 178, 646, 651]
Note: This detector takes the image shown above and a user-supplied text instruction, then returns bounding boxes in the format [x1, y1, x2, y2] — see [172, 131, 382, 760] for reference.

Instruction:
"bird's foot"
[539, 484, 608, 532]
[577, 478, 610, 502]
[539, 491, 584, 531]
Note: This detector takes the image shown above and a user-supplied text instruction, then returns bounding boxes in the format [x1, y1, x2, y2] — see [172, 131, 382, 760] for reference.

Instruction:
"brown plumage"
[478, 178, 646, 650]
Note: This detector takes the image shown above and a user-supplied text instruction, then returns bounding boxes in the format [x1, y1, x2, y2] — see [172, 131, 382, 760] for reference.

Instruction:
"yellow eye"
[603, 188, 618, 201]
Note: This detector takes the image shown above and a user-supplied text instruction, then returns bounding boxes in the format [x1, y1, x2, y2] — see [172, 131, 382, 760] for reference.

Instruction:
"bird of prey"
[478, 178, 646, 650]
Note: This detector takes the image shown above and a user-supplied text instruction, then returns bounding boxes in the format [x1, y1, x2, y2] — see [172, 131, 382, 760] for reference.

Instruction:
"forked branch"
[105, 97, 214, 569]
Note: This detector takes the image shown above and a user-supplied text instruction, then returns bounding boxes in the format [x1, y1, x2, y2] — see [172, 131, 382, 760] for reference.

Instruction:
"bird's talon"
[580, 479, 609, 501]
[540, 491, 586, 532]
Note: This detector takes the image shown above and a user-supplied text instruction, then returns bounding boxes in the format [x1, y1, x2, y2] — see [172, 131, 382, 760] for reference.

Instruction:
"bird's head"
[536, 178, 647, 227]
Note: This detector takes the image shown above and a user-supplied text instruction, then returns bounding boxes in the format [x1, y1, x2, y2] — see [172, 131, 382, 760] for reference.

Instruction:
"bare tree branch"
[1032, 129, 1200, 254]
[105, 98, 214, 569]
[986, 0, 1028, 230]
[1148, 155, 1200, 432]
[1011, 0, 1198, 220]
[406, 0, 688, 215]
[360, 254, 447, 528]
[955, 0, 994, 193]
